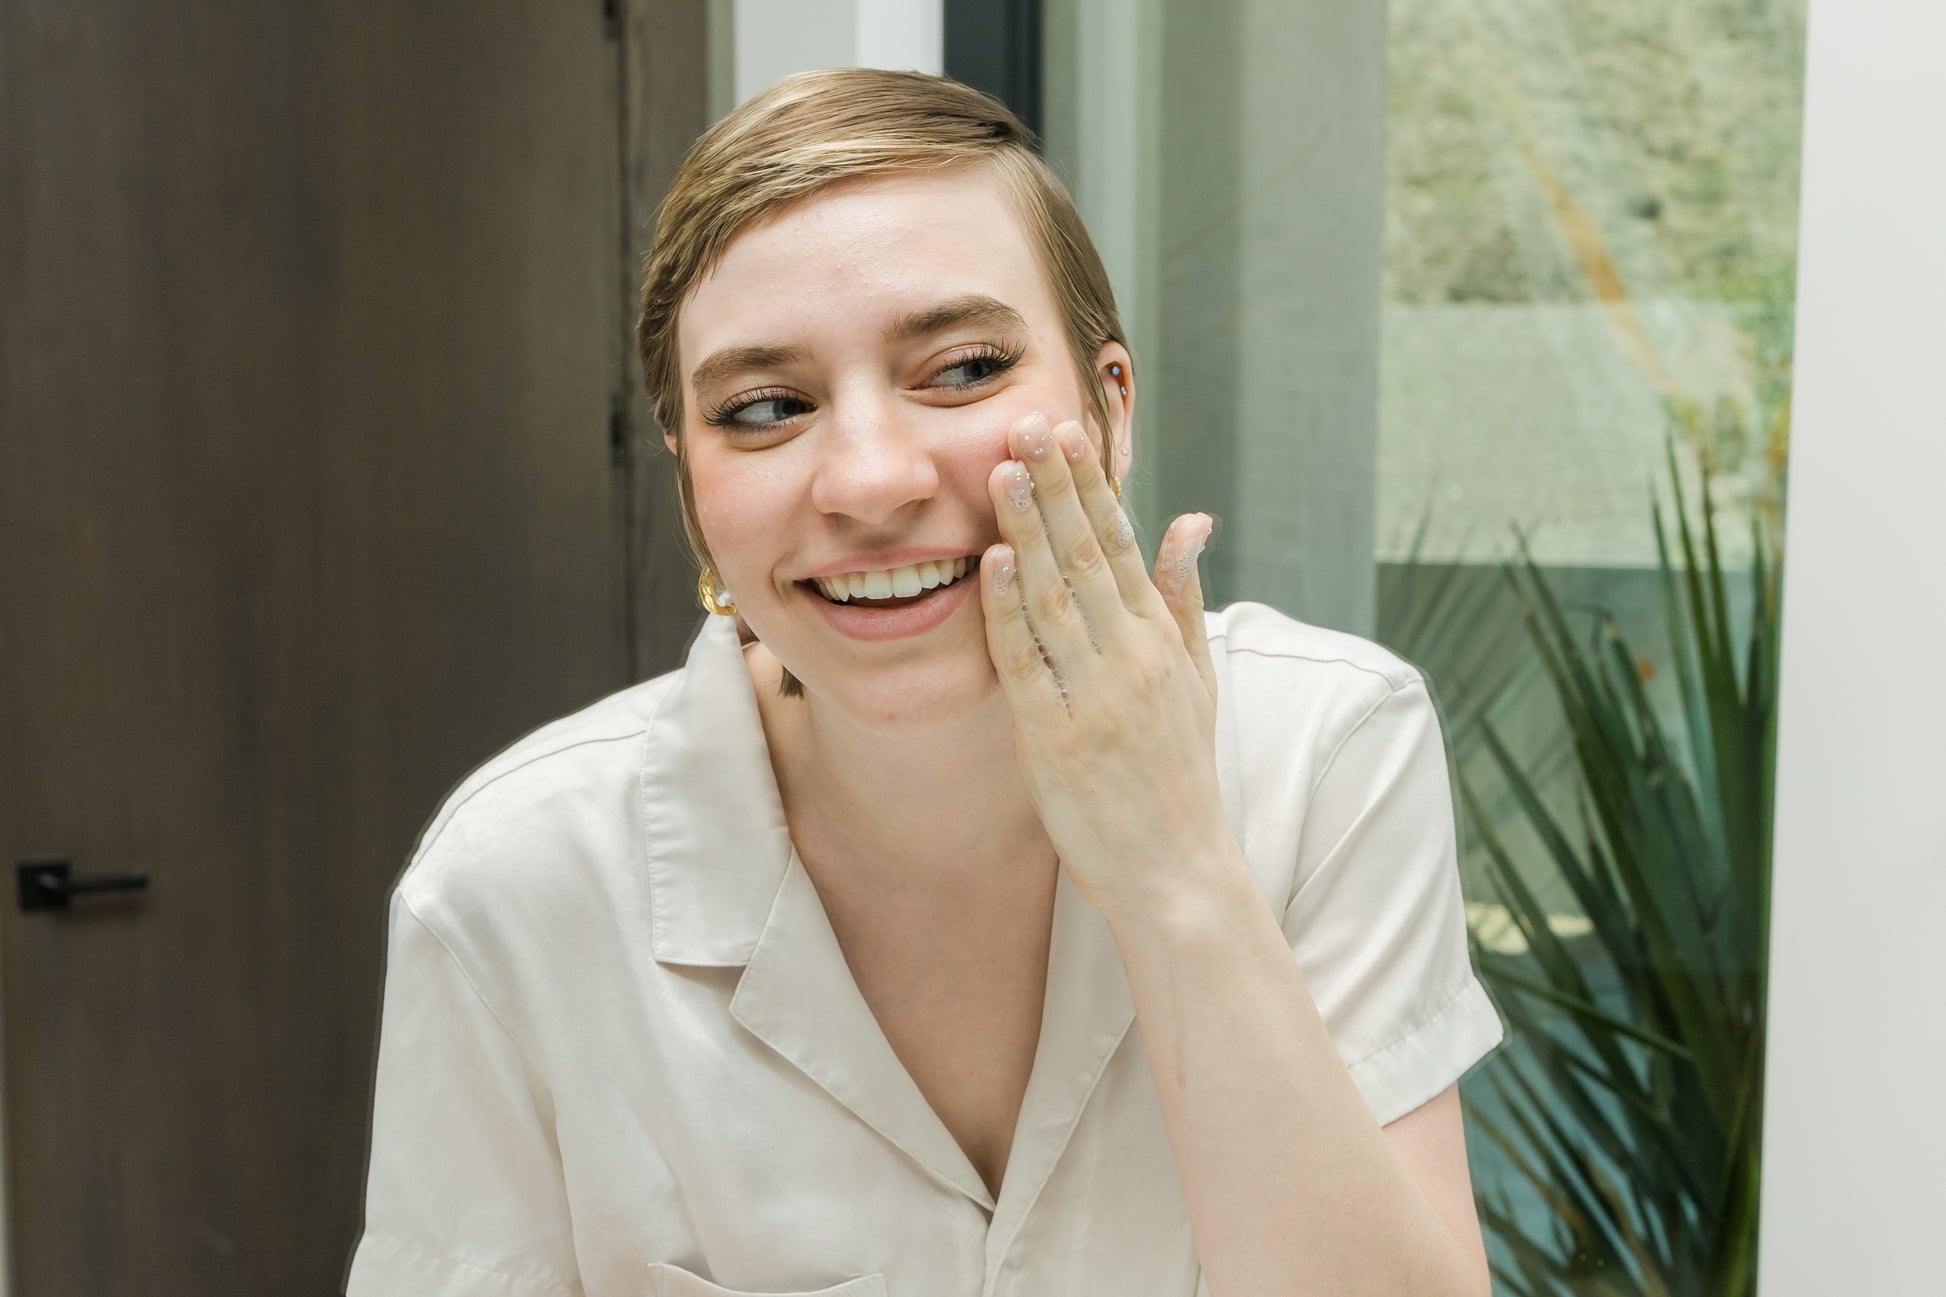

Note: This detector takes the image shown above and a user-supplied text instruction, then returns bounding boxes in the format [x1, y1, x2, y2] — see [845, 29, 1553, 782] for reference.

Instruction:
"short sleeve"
[345, 890, 583, 1297]
[1279, 673, 1505, 1126]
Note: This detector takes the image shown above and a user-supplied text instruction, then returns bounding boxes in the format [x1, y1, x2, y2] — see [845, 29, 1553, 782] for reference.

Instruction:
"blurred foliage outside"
[1384, 441, 1780, 1294]
[1380, 2, 1804, 1291]
[1385, 0, 1805, 542]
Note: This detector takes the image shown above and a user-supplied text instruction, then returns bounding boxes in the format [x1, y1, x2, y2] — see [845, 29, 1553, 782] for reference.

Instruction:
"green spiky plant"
[1383, 433, 1782, 1296]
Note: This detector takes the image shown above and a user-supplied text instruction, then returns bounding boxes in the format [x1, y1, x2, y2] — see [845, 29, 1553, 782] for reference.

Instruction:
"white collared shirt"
[346, 601, 1505, 1297]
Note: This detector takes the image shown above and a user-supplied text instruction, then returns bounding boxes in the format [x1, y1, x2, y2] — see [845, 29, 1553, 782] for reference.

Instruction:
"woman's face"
[671, 167, 1131, 724]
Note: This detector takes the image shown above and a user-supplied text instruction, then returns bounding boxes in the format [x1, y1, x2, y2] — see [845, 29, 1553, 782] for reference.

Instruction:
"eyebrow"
[885, 293, 1030, 344]
[687, 294, 1030, 396]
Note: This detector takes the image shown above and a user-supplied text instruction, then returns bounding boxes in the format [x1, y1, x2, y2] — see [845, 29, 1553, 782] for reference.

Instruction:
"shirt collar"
[639, 609, 1251, 967]
[639, 613, 794, 966]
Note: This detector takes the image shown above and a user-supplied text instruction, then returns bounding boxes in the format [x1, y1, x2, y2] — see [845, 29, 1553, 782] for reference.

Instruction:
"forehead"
[677, 168, 1055, 359]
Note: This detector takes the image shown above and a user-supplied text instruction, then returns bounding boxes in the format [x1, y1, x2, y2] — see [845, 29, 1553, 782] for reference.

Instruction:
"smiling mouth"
[797, 549, 980, 599]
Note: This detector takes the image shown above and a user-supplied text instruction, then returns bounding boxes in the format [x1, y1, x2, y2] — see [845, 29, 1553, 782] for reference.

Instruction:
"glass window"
[1042, 1, 1803, 1290]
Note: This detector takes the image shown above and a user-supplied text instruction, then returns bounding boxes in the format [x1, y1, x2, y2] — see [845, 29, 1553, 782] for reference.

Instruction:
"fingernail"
[1054, 420, 1088, 463]
[1175, 524, 1208, 586]
[989, 546, 1016, 595]
[1004, 462, 1035, 510]
[1018, 415, 1055, 461]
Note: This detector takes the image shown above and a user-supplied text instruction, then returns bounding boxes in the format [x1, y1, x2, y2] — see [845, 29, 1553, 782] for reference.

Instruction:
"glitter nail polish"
[1055, 421, 1088, 463]
[990, 549, 1016, 595]
[1005, 463, 1035, 510]
[1020, 421, 1055, 460]
[1176, 527, 1207, 586]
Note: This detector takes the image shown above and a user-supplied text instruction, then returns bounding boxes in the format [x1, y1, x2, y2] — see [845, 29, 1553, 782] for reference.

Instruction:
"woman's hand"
[979, 411, 1234, 922]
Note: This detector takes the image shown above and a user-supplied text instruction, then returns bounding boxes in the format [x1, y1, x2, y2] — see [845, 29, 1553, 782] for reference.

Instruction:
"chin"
[812, 640, 1001, 726]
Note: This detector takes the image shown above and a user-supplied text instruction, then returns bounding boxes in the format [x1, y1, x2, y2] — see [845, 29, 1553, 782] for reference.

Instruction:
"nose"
[808, 392, 941, 526]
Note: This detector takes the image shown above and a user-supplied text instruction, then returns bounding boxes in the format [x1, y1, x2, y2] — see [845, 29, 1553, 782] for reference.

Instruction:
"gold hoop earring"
[697, 568, 737, 616]
[1109, 471, 1122, 499]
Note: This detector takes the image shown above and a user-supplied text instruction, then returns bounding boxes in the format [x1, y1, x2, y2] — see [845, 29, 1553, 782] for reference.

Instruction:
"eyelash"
[701, 343, 1025, 434]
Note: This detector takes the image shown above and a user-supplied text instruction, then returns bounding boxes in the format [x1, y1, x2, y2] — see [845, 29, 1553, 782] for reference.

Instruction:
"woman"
[348, 69, 1504, 1297]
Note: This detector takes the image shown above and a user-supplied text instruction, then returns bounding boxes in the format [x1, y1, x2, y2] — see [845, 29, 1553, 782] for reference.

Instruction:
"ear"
[664, 431, 681, 457]
[1091, 342, 1135, 486]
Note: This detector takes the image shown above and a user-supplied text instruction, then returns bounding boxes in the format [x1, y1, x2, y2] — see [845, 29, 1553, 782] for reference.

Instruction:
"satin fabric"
[345, 601, 1505, 1297]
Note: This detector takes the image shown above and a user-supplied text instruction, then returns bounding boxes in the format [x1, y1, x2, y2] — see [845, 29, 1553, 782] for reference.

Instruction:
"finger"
[1050, 417, 1166, 620]
[1008, 413, 1131, 642]
[978, 542, 1072, 718]
[1156, 513, 1218, 703]
[991, 456, 1104, 679]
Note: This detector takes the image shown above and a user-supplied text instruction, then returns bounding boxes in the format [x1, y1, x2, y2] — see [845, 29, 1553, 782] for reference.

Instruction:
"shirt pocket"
[645, 1263, 887, 1297]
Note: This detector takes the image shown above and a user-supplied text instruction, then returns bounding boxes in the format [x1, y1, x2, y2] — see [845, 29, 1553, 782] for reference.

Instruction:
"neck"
[745, 642, 1056, 898]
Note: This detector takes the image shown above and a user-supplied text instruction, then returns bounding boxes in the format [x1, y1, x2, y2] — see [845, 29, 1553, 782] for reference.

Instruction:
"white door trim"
[1757, 2, 1946, 1292]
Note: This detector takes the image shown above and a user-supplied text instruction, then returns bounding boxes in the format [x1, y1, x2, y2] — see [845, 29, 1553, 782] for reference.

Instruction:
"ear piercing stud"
[1110, 364, 1130, 456]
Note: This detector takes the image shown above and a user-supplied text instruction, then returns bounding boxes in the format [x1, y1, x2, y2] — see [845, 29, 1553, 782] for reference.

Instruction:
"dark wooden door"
[0, 3, 664, 1292]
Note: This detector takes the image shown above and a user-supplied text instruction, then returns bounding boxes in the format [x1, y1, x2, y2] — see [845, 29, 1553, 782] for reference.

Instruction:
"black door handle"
[16, 858, 150, 912]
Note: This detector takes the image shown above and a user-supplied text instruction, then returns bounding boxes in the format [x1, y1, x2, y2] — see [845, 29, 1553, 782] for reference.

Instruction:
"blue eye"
[731, 396, 810, 424]
[704, 389, 810, 433]
[932, 355, 1002, 387]
[922, 338, 1027, 389]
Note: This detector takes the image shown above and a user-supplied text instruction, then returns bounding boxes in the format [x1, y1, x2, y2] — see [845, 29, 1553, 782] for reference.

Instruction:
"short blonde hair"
[636, 67, 1126, 694]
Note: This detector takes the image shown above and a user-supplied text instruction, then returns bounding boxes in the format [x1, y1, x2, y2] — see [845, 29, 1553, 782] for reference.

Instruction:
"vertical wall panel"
[1756, 1, 1946, 1291]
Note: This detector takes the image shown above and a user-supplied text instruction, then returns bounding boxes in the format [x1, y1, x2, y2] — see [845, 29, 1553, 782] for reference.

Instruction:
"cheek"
[948, 388, 1064, 472]
[688, 453, 795, 560]
[935, 430, 1010, 513]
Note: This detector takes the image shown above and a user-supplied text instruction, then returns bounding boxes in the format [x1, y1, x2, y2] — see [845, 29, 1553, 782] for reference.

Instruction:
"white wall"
[1756, 1, 1946, 1291]
[727, 0, 941, 108]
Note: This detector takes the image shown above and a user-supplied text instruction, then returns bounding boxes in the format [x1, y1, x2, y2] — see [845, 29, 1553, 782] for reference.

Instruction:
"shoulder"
[1203, 601, 1444, 826]
[1206, 599, 1429, 715]
[391, 667, 685, 930]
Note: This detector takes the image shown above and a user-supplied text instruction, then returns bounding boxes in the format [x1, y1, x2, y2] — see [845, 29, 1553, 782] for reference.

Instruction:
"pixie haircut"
[635, 67, 1127, 697]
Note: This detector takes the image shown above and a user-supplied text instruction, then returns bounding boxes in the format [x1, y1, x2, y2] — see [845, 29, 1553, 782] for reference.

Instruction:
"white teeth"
[812, 558, 974, 604]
